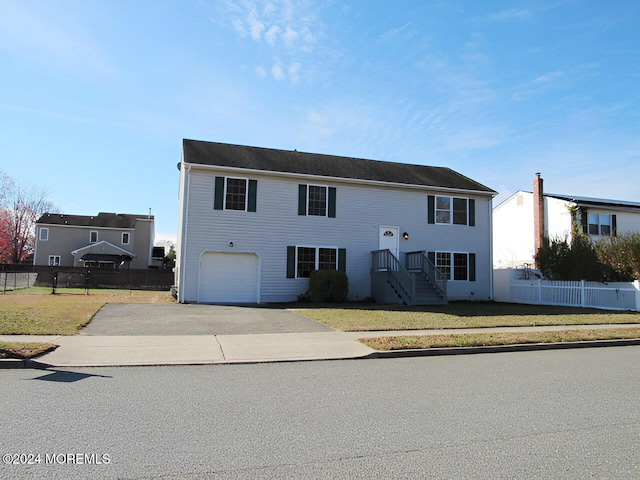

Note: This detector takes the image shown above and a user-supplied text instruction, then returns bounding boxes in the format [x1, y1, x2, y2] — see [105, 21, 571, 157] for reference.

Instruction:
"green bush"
[308, 270, 349, 302]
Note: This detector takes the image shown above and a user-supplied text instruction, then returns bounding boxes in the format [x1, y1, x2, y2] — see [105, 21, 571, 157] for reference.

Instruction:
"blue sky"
[1, 0, 639, 242]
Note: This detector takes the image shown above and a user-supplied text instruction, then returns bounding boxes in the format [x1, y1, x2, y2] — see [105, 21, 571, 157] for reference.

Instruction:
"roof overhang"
[182, 162, 498, 198]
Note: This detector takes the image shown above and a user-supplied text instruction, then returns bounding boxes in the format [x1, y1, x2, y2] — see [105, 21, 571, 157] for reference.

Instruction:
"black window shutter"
[214, 177, 225, 210]
[469, 199, 475, 227]
[248, 180, 257, 212]
[469, 253, 476, 282]
[581, 208, 588, 234]
[338, 248, 346, 272]
[427, 196, 435, 224]
[427, 251, 435, 265]
[612, 214, 617, 237]
[328, 187, 337, 218]
[298, 185, 307, 216]
[286, 246, 296, 278]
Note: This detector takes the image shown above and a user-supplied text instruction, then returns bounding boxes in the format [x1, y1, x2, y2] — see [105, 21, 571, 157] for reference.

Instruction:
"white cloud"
[272, 64, 285, 80]
[265, 25, 280, 46]
[288, 62, 301, 84]
[282, 26, 299, 48]
[380, 21, 413, 41]
[255, 66, 267, 77]
[486, 9, 531, 22]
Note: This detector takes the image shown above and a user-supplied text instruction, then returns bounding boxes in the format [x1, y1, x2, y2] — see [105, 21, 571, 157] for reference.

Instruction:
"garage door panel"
[199, 252, 259, 303]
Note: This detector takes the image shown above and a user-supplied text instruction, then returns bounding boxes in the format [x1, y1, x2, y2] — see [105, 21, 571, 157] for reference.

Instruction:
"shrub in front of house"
[308, 270, 349, 303]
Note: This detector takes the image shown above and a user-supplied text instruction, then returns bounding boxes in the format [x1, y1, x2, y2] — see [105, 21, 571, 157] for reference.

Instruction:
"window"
[428, 196, 475, 226]
[287, 246, 346, 278]
[48, 255, 61, 266]
[588, 213, 611, 236]
[214, 176, 257, 212]
[122, 232, 130, 245]
[225, 178, 247, 211]
[90, 231, 98, 243]
[298, 185, 337, 217]
[39, 228, 49, 241]
[431, 251, 476, 281]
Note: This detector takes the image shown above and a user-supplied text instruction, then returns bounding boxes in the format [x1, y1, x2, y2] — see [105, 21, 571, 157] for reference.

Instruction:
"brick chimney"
[533, 173, 545, 255]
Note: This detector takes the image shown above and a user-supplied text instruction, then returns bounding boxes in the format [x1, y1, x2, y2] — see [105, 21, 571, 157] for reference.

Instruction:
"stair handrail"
[406, 251, 447, 298]
[371, 249, 415, 303]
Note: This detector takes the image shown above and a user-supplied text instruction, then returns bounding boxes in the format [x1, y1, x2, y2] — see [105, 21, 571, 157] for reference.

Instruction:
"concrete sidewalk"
[2, 323, 640, 368]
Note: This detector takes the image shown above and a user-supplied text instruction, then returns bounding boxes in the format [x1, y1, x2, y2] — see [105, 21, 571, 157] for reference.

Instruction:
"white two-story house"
[175, 139, 497, 304]
[493, 173, 640, 268]
[34, 212, 155, 269]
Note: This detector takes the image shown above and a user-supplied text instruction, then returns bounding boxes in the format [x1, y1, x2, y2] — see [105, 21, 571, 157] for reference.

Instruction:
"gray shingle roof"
[183, 139, 496, 194]
[36, 212, 152, 228]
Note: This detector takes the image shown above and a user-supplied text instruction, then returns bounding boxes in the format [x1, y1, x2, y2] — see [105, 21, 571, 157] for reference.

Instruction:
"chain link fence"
[1, 272, 38, 293]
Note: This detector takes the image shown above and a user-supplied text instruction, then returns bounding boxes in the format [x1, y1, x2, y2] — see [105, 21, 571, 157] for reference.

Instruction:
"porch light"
[402, 232, 409, 240]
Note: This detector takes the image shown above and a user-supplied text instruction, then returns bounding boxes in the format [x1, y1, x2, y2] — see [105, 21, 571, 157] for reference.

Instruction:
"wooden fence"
[494, 268, 640, 311]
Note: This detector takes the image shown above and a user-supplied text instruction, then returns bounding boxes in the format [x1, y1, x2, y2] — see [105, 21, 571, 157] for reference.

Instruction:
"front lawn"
[0, 288, 175, 335]
[293, 302, 640, 331]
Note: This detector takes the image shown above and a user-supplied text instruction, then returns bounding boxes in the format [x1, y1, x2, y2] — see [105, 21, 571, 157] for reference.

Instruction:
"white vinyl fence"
[494, 269, 640, 311]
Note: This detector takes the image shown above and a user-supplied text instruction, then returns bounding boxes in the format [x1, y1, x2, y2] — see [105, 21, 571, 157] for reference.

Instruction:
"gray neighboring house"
[34, 212, 155, 269]
[176, 139, 497, 304]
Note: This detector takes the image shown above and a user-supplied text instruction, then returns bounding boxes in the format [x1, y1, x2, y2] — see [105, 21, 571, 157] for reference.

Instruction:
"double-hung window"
[428, 195, 475, 226]
[214, 176, 257, 212]
[588, 213, 611, 236]
[298, 184, 337, 217]
[121, 232, 130, 245]
[286, 246, 346, 278]
[39, 228, 49, 241]
[429, 251, 476, 281]
[48, 255, 61, 267]
[90, 231, 98, 243]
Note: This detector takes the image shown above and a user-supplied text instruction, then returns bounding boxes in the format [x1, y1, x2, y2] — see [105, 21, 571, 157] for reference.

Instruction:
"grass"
[293, 302, 640, 331]
[360, 327, 640, 350]
[0, 287, 175, 335]
[0, 341, 58, 359]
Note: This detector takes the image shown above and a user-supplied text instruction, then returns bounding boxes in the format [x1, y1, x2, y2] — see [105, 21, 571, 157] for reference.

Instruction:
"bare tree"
[0, 170, 56, 263]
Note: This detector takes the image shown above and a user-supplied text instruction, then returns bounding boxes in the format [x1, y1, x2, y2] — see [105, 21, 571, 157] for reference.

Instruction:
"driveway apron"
[80, 304, 334, 336]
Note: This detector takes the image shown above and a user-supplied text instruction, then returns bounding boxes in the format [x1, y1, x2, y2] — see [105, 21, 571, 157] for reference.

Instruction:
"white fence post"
[634, 280, 640, 312]
[580, 280, 586, 307]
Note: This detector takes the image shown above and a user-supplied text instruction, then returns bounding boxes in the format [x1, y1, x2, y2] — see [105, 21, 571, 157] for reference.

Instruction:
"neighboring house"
[175, 139, 497, 304]
[34, 212, 155, 269]
[493, 173, 640, 268]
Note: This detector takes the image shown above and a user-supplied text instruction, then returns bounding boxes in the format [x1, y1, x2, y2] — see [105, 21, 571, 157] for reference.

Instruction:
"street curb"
[364, 338, 640, 359]
[0, 358, 52, 369]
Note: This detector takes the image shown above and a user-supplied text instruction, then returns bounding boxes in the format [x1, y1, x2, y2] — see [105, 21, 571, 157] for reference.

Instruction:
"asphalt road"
[2, 347, 639, 479]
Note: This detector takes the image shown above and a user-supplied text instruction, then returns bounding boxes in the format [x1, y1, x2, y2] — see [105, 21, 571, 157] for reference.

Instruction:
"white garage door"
[198, 252, 260, 303]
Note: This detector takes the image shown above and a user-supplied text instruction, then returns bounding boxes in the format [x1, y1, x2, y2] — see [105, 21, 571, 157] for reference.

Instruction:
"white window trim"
[39, 228, 49, 241]
[224, 177, 249, 212]
[48, 255, 61, 266]
[295, 245, 339, 278]
[121, 232, 130, 245]
[435, 196, 469, 225]
[588, 213, 611, 236]
[435, 250, 471, 281]
[306, 184, 328, 217]
[89, 231, 99, 243]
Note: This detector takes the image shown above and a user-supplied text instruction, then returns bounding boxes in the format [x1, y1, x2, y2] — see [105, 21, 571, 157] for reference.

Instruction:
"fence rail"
[494, 268, 640, 311]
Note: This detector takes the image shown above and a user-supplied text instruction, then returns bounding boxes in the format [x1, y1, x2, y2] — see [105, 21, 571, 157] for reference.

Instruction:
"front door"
[379, 226, 399, 259]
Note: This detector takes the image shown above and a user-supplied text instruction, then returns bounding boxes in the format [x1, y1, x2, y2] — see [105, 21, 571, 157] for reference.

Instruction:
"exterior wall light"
[402, 232, 409, 240]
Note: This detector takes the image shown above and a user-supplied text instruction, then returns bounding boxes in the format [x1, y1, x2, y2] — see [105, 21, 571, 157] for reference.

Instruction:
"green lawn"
[360, 327, 640, 350]
[293, 302, 640, 331]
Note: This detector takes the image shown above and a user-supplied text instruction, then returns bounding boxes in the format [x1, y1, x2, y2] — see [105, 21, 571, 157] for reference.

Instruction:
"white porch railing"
[494, 268, 640, 311]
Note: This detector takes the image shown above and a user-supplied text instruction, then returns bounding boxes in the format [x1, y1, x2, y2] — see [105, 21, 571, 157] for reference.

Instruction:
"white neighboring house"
[493, 173, 640, 268]
[175, 139, 497, 305]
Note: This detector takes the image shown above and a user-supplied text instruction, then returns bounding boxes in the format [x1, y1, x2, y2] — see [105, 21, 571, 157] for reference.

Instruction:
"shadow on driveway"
[80, 304, 334, 336]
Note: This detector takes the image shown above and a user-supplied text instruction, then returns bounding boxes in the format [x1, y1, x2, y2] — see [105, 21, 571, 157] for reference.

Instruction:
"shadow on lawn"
[259, 301, 639, 317]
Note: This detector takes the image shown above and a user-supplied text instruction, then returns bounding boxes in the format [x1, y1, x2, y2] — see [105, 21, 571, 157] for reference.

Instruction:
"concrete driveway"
[80, 304, 334, 336]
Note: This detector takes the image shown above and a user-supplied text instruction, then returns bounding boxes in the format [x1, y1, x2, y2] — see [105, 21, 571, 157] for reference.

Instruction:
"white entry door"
[378, 226, 399, 259]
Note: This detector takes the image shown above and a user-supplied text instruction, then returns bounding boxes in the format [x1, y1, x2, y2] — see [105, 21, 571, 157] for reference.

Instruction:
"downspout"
[178, 163, 191, 303]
